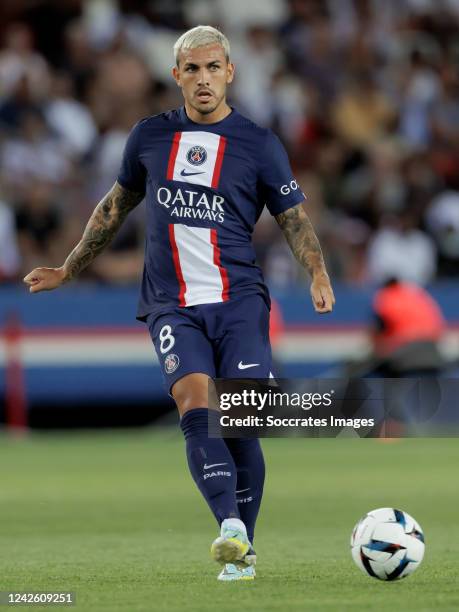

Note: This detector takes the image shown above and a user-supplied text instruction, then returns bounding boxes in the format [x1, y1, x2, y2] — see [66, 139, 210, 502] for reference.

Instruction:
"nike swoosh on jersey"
[203, 462, 228, 470]
[236, 488, 250, 494]
[180, 169, 205, 176]
[238, 361, 260, 370]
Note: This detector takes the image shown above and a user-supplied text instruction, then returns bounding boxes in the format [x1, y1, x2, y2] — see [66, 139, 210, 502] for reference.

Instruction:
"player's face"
[172, 44, 234, 118]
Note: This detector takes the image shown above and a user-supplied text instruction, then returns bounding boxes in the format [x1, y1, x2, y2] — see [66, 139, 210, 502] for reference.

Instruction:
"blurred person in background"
[431, 62, 459, 150]
[370, 277, 446, 434]
[398, 50, 442, 149]
[60, 18, 95, 100]
[367, 209, 437, 285]
[1, 106, 72, 189]
[231, 25, 283, 126]
[345, 277, 446, 433]
[332, 71, 395, 149]
[371, 277, 446, 377]
[44, 70, 97, 159]
[425, 175, 459, 277]
[14, 179, 71, 276]
[0, 22, 49, 114]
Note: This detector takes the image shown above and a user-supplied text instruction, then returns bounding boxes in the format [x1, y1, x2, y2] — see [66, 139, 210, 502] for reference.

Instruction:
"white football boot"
[217, 563, 256, 581]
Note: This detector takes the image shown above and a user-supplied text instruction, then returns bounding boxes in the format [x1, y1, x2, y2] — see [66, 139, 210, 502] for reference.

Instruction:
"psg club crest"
[186, 145, 207, 166]
[164, 353, 180, 374]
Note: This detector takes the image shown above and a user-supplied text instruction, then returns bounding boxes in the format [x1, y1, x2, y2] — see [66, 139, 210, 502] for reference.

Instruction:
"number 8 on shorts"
[159, 324, 175, 354]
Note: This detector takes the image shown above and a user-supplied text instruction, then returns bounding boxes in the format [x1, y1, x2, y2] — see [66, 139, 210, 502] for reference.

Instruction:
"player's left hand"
[310, 273, 335, 314]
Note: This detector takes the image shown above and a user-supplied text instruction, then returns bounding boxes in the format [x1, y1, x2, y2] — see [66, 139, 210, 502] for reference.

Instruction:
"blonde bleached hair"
[173, 25, 230, 66]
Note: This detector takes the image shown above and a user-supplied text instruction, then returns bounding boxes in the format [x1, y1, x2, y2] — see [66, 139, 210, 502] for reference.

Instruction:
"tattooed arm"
[276, 203, 335, 313]
[23, 182, 144, 293]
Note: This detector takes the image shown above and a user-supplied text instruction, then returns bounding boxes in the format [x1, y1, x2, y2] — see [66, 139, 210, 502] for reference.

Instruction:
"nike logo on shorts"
[238, 361, 260, 370]
[203, 462, 227, 470]
[180, 169, 205, 177]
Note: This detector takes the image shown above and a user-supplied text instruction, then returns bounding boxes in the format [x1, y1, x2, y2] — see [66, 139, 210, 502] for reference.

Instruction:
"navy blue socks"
[224, 437, 265, 544]
[180, 408, 239, 525]
[180, 409, 265, 543]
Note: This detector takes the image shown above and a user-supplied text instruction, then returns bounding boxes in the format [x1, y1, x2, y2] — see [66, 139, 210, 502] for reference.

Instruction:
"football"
[350, 508, 425, 580]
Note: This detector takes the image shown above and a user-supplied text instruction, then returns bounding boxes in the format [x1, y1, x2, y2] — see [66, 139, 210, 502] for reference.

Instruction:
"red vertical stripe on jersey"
[210, 228, 230, 301]
[169, 224, 187, 306]
[167, 132, 182, 180]
[211, 136, 227, 188]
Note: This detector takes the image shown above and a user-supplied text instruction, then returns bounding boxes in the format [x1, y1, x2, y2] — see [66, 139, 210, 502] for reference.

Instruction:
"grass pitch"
[0, 431, 458, 611]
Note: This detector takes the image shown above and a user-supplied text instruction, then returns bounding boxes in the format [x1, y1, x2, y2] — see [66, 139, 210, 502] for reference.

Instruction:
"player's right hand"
[23, 267, 67, 294]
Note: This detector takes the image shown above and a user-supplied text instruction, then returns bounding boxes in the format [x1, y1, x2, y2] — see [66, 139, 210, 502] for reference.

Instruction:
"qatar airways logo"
[156, 187, 225, 223]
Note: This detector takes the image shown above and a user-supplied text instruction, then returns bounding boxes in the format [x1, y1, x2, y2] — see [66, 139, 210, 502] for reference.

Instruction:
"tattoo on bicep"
[275, 204, 325, 277]
[63, 182, 143, 280]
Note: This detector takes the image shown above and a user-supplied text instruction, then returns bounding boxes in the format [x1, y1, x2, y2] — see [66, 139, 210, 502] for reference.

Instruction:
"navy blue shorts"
[146, 294, 273, 393]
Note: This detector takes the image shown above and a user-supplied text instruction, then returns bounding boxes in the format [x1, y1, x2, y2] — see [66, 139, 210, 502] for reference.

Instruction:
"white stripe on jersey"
[170, 131, 224, 188]
[173, 224, 226, 306]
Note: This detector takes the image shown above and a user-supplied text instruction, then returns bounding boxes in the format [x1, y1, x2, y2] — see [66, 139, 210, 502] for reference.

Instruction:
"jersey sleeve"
[257, 130, 305, 216]
[117, 121, 147, 194]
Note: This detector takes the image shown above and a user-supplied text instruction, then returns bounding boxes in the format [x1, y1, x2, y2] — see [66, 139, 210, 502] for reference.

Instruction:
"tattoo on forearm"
[275, 204, 326, 277]
[63, 182, 143, 281]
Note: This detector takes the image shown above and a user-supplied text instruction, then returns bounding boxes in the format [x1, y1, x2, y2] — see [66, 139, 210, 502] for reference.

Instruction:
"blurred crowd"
[1, 0, 459, 288]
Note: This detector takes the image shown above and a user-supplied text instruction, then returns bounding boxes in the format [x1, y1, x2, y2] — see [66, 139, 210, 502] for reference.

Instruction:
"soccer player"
[24, 25, 335, 581]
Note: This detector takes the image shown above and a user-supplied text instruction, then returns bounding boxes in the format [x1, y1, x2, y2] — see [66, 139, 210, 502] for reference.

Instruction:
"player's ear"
[172, 65, 181, 86]
[226, 62, 235, 84]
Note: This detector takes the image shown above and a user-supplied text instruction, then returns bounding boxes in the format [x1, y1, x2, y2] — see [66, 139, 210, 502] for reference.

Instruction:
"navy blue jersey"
[117, 107, 305, 320]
